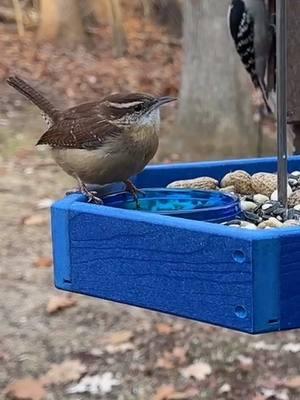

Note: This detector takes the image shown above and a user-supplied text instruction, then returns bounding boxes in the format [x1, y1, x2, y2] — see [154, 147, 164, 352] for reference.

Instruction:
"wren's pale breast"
[51, 109, 160, 185]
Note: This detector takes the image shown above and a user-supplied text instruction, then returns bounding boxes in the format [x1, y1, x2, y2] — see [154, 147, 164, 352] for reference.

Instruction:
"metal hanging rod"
[276, 0, 288, 209]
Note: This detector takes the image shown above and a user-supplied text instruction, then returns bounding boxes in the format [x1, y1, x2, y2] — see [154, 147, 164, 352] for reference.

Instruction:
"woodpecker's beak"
[148, 96, 177, 113]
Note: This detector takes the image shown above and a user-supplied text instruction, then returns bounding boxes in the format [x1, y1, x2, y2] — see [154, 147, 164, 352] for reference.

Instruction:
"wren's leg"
[74, 176, 103, 204]
[123, 180, 144, 207]
[65, 187, 81, 196]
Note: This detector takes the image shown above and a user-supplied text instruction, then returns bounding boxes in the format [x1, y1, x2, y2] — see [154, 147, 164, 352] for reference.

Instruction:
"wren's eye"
[134, 104, 143, 112]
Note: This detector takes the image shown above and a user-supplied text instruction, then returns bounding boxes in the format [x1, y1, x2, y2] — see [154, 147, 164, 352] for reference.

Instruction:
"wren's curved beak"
[148, 96, 177, 113]
[157, 96, 177, 106]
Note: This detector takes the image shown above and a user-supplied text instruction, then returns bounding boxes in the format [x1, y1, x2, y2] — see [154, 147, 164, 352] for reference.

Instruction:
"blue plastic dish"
[102, 188, 241, 223]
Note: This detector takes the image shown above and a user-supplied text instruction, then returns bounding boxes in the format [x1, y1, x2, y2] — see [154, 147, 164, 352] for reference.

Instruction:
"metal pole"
[276, 0, 288, 209]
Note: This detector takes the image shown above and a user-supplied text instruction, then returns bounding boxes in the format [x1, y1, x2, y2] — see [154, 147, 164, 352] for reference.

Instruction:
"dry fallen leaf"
[260, 388, 289, 400]
[250, 341, 278, 351]
[46, 294, 77, 314]
[15, 148, 35, 160]
[258, 376, 282, 390]
[4, 378, 46, 400]
[40, 360, 87, 385]
[153, 385, 176, 400]
[102, 330, 134, 345]
[0, 166, 7, 176]
[155, 347, 188, 370]
[168, 388, 199, 400]
[281, 343, 300, 353]
[155, 357, 175, 370]
[180, 361, 212, 381]
[218, 383, 231, 394]
[22, 214, 48, 226]
[0, 351, 9, 361]
[152, 385, 198, 400]
[283, 376, 300, 389]
[172, 347, 188, 365]
[67, 373, 120, 395]
[155, 323, 175, 335]
[236, 354, 254, 371]
[252, 395, 267, 400]
[105, 342, 135, 354]
[33, 257, 52, 268]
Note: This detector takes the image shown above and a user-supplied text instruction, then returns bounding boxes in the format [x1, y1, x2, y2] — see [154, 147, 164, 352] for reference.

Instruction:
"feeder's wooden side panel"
[280, 234, 300, 329]
[287, 0, 300, 123]
[53, 203, 255, 333]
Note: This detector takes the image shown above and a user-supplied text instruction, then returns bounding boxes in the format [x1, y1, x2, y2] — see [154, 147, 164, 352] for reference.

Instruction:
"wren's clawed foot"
[74, 176, 103, 204]
[124, 180, 145, 196]
[85, 191, 103, 204]
[82, 187, 103, 204]
[66, 185, 103, 204]
[124, 180, 144, 207]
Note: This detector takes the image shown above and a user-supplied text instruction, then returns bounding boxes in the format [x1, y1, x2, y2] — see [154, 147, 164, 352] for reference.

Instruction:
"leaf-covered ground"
[0, 17, 300, 400]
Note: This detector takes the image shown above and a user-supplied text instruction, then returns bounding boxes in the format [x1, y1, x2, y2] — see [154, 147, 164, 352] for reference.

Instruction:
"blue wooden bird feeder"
[52, 156, 300, 335]
[51, 0, 300, 334]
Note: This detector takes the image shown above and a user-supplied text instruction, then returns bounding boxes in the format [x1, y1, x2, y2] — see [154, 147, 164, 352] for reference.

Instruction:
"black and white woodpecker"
[228, 0, 273, 113]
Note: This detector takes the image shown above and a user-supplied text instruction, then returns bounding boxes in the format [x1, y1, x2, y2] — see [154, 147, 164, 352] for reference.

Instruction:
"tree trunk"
[38, 0, 86, 46]
[88, 0, 109, 24]
[141, 0, 152, 18]
[176, 0, 259, 160]
[12, 0, 25, 37]
[151, 0, 182, 37]
[105, 0, 127, 57]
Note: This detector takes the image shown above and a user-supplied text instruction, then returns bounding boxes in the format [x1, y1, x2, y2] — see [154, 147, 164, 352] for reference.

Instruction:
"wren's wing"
[36, 102, 122, 149]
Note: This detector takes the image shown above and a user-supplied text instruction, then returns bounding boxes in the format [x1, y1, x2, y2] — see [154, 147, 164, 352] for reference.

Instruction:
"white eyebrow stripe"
[107, 101, 144, 108]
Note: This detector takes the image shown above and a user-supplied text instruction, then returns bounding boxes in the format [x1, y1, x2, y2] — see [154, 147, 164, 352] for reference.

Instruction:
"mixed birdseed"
[167, 170, 300, 229]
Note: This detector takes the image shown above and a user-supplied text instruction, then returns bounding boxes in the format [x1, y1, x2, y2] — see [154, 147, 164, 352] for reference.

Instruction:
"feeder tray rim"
[56, 193, 300, 241]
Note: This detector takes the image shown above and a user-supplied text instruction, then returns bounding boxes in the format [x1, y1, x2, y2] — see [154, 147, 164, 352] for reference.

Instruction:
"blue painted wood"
[51, 156, 300, 334]
[280, 234, 300, 330]
[51, 195, 76, 291]
[252, 238, 280, 332]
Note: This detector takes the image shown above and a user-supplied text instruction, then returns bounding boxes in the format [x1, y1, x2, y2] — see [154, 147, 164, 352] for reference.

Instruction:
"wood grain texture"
[68, 209, 253, 332]
[51, 156, 300, 334]
[280, 234, 300, 329]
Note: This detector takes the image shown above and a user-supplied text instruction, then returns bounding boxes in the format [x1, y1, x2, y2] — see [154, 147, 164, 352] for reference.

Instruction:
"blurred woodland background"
[1, 2, 300, 400]
[0, 0, 280, 162]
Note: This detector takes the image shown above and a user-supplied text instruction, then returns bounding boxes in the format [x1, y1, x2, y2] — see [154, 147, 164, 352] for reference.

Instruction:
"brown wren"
[7, 76, 176, 204]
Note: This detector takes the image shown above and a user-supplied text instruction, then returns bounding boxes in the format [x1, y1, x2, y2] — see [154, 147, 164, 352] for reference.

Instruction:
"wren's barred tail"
[7, 76, 60, 124]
